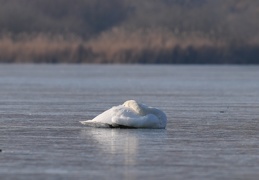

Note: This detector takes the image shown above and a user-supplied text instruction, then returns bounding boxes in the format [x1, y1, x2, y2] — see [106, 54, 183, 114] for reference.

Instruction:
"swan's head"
[123, 100, 146, 116]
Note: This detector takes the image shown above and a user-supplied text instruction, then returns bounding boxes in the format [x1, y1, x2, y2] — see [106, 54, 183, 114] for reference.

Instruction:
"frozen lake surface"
[0, 65, 259, 180]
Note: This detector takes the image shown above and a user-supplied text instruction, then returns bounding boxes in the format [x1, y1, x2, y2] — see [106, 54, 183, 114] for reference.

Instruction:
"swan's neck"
[123, 100, 167, 127]
[143, 106, 167, 127]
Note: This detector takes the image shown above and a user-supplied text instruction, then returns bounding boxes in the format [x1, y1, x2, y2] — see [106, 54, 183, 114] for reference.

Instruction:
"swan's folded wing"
[111, 114, 161, 129]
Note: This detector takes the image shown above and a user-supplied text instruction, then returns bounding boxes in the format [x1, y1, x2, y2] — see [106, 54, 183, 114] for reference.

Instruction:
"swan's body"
[80, 100, 167, 129]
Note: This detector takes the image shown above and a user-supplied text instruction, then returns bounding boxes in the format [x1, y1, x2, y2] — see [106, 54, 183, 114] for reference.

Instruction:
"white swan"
[80, 100, 167, 129]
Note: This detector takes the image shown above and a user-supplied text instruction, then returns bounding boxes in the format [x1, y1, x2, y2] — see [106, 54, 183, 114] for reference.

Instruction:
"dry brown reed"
[88, 28, 226, 63]
[0, 29, 258, 64]
[0, 33, 88, 63]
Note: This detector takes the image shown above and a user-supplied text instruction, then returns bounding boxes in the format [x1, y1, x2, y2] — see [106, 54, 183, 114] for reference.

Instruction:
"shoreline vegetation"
[0, 0, 259, 64]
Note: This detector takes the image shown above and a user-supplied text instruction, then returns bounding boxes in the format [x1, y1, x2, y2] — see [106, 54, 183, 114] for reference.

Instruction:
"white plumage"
[80, 100, 167, 129]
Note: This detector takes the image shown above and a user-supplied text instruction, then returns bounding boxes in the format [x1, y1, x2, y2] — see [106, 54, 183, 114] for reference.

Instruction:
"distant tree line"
[0, 0, 258, 63]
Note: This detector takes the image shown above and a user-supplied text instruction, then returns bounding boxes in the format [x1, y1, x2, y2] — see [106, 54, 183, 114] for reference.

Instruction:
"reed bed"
[1, 29, 258, 64]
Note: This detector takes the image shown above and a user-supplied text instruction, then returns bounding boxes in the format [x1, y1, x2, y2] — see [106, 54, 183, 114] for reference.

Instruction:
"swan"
[80, 100, 167, 129]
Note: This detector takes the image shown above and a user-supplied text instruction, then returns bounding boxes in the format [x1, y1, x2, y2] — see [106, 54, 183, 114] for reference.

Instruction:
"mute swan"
[80, 100, 167, 129]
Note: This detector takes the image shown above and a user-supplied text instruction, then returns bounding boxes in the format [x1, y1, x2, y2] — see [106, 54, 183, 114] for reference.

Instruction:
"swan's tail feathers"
[80, 120, 111, 128]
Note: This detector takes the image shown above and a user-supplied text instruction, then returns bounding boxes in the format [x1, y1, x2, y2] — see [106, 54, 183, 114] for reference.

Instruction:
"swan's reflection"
[80, 128, 167, 166]
[81, 128, 138, 166]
